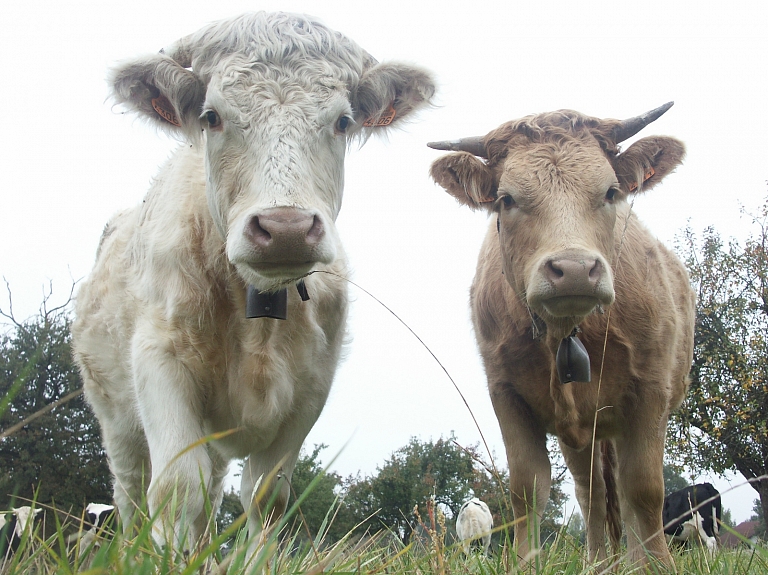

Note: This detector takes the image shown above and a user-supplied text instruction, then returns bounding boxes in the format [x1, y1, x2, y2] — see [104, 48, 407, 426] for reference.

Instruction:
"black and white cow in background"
[69, 503, 115, 556]
[0, 506, 42, 555]
[662, 483, 721, 552]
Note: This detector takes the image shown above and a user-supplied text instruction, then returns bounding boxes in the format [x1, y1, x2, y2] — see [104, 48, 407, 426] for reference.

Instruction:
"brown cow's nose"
[544, 257, 602, 294]
[245, 207, 324, 256]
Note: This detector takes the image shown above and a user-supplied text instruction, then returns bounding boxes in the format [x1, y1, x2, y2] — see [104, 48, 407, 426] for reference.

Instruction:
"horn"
[427, 136, 487, 157]
[613, 101, 674, 143]
[159, 35, 195, 68]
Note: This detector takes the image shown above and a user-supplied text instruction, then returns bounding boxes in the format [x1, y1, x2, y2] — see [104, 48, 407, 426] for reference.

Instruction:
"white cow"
[456, 498, 493, 555]
[72, 11, 435, 553]
[1, 506, 41, 554]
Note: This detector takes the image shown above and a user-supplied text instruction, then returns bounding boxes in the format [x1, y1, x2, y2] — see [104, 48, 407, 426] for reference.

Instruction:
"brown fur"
[431, 108, 695, 567]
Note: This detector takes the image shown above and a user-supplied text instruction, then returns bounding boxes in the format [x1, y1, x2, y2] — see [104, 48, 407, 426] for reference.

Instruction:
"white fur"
[10, 506, 40, 540]
[73, 11, 433, 555]
[456, 498, 493, 555]
[669, 511, 718, 553]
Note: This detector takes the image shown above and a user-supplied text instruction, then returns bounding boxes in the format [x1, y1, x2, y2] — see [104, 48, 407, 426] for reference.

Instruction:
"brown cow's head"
[430, 104, 685, 338]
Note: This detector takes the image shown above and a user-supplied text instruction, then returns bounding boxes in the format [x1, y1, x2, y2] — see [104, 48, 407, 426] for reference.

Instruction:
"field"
[2, 494, 765, 575]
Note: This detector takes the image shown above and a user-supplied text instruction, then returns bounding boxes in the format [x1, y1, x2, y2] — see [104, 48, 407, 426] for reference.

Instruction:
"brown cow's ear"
[353, 62, 436, 131]
[430, 152, 496, 209]
[109, 53, 206, 141]
[614, 136, 686, 194]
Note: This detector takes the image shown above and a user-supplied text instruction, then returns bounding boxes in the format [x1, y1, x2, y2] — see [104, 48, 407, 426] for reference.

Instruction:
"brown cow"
[429, 104, 694, 567]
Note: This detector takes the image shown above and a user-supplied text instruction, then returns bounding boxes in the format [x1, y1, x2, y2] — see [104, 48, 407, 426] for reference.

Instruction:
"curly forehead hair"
[484, 110, 623, 166]
[168, 12, 377, 88]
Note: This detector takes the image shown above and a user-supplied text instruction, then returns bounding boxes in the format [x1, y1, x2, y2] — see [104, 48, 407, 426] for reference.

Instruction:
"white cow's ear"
[614, 136, 686, 194]
[430, 152, 496, 210]
[353, 62, 435, 132]
[109, 53, 206, 140]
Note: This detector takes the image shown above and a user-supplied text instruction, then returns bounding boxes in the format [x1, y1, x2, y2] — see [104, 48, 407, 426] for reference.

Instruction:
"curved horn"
[613, 101, 674, 143]
[427, 136, 487, 158]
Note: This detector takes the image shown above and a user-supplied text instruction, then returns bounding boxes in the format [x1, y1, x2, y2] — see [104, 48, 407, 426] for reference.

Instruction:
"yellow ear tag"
[151, 96, 182, 127]
[628, 167, 656, 192]
[363, 103, 397, 127]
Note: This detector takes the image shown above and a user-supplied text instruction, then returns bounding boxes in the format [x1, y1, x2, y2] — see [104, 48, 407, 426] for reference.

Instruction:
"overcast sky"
[1, 1, 766, 523]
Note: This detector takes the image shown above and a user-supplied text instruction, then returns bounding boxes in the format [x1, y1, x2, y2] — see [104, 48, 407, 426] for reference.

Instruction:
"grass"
[1, 495, 766, 575]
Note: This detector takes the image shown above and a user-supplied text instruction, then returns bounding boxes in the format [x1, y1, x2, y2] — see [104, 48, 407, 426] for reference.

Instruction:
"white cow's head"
[11, 506, 41, 539]
[110, 12, 435, 290]
[430, 104, 684, 338]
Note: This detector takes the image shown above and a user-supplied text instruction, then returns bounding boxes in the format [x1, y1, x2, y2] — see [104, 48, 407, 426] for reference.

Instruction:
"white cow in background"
[72, 11, 435, 554]
[456, 498, 493, 555]
[1, 506, 42, 555]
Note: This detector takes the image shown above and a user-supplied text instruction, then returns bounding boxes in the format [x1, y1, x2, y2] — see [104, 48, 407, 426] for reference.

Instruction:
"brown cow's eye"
[335, 115, 353, 134]
[204, 110, 221, 128]
[501, 195, 516, 208]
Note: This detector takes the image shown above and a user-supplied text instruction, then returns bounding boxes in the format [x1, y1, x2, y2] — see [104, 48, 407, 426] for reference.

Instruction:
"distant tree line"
[218, 437, 568, 549]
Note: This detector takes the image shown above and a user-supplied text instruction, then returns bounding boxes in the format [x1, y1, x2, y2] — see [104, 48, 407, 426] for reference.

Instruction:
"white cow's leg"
[559, 439, 608, 562]
[238, 396, 330, 559]
[101, 423, 150, 528]
[83, 376, 149, 529]
[240, 446, 298, 559]
[132, 326, 213, 551]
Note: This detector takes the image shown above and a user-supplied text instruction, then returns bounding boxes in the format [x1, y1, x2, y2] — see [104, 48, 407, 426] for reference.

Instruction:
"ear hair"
[615, 136, 685, 193]
[109, 53, 206, 141]
[430, 152, 496, 210]
[353, 62, 435, 132]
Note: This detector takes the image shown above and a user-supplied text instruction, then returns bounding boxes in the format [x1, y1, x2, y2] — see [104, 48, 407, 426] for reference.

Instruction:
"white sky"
[1, 0, 766, 524]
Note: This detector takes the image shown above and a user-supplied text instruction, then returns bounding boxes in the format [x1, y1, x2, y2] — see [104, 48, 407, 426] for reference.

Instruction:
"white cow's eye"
[605, 187, 618, 202]
[204, 110, 222, 129]
[335, 115, 353, 134]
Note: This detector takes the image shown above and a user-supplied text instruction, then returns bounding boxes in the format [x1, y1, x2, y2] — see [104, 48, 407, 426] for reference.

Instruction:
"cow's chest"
[203, 309, 334, 459]
[505, 336, 630, 436]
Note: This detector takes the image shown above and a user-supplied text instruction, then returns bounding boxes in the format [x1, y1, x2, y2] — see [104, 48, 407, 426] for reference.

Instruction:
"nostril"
[589, 259, 602, 281]
[246, 215, 272, 247]
[546, 260, 565, 280]
[306, 215, 324, 245]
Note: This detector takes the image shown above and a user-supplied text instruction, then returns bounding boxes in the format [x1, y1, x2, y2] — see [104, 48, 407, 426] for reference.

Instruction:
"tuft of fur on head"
[483, 110, 621, 165]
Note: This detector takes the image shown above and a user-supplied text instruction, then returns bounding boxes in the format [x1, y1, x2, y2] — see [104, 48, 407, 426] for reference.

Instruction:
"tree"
[668, 204, 768, 528]
[750, 498, 766, 538]
[287, 444, 348, 543]
[216, 487, 244, 541]
[341, 434, 567, 546]
[346, 434, 476, 544]
[663, 463, 689, 496]
[0, 287, 112, 513]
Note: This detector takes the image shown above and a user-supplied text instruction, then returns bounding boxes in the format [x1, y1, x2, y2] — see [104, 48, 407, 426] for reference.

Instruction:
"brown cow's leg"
[490, 384, 550, 562]
[615, 430, 672, 567]
[559, 439, 608, 563]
